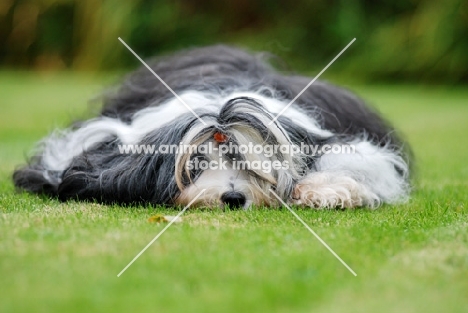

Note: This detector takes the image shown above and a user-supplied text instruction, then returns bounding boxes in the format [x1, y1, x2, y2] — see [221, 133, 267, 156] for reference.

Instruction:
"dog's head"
[171, 96, 309, 209]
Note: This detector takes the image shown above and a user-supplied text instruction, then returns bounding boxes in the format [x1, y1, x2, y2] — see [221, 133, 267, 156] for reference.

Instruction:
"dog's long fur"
[13, 45, 411, 209]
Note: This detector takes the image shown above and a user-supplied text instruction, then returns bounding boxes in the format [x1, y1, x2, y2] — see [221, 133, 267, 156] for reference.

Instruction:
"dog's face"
[172, 96, 304, 209]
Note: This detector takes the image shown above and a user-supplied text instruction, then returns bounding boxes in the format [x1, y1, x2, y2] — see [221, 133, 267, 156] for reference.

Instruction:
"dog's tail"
[13, 160, 60, 197]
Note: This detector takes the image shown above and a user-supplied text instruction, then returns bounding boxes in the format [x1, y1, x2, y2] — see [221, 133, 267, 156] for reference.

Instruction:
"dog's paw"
[291, 172, 380, 209]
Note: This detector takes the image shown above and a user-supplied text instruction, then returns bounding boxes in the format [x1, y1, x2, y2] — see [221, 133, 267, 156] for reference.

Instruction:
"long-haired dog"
[13, 45, 411, 209]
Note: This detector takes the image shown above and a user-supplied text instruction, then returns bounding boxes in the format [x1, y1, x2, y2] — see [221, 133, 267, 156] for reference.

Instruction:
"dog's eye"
[225, 151, 244, 163]
[189, 155, 207, 179]
[218, 142, 244, 162]
[180, 154, 207, 186]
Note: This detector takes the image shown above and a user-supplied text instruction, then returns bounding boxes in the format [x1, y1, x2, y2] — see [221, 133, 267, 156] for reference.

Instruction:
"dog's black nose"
[221, 192, 246, 209]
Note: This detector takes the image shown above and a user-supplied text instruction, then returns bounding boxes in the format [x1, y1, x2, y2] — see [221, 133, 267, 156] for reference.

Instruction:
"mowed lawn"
[1, 73, 467, 313]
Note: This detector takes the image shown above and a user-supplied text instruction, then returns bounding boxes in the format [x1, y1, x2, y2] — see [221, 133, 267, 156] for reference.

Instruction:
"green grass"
[1, 72, 467, 313]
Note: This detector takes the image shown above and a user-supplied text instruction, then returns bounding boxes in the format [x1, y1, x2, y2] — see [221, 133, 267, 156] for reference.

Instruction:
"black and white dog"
[13, 45, 410, 209]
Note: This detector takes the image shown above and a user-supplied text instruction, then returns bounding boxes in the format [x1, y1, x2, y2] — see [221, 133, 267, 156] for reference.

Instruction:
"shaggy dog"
[13, 45, 411, 209]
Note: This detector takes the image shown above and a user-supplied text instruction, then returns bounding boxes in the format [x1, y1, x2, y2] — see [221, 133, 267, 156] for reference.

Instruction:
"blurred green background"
[2, 3, 468, 313]
[1, 0, 467, 83]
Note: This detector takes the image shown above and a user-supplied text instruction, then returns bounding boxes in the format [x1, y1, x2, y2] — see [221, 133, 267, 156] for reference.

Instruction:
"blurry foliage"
[0, 0, 466, 82]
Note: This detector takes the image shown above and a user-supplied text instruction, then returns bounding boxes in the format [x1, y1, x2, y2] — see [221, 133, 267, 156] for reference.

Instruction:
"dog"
[13, 45, 411, 209]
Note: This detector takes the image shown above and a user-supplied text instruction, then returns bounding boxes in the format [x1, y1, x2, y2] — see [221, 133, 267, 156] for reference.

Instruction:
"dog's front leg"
[291, 171, 379, 209]
[290, 139, 409, 209]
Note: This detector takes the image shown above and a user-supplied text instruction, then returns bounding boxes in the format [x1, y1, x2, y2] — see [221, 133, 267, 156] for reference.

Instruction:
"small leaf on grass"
[148, 214, 182, 223]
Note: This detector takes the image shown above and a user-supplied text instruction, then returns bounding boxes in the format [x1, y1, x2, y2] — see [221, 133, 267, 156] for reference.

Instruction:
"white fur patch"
[314, 139, 410, 205]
